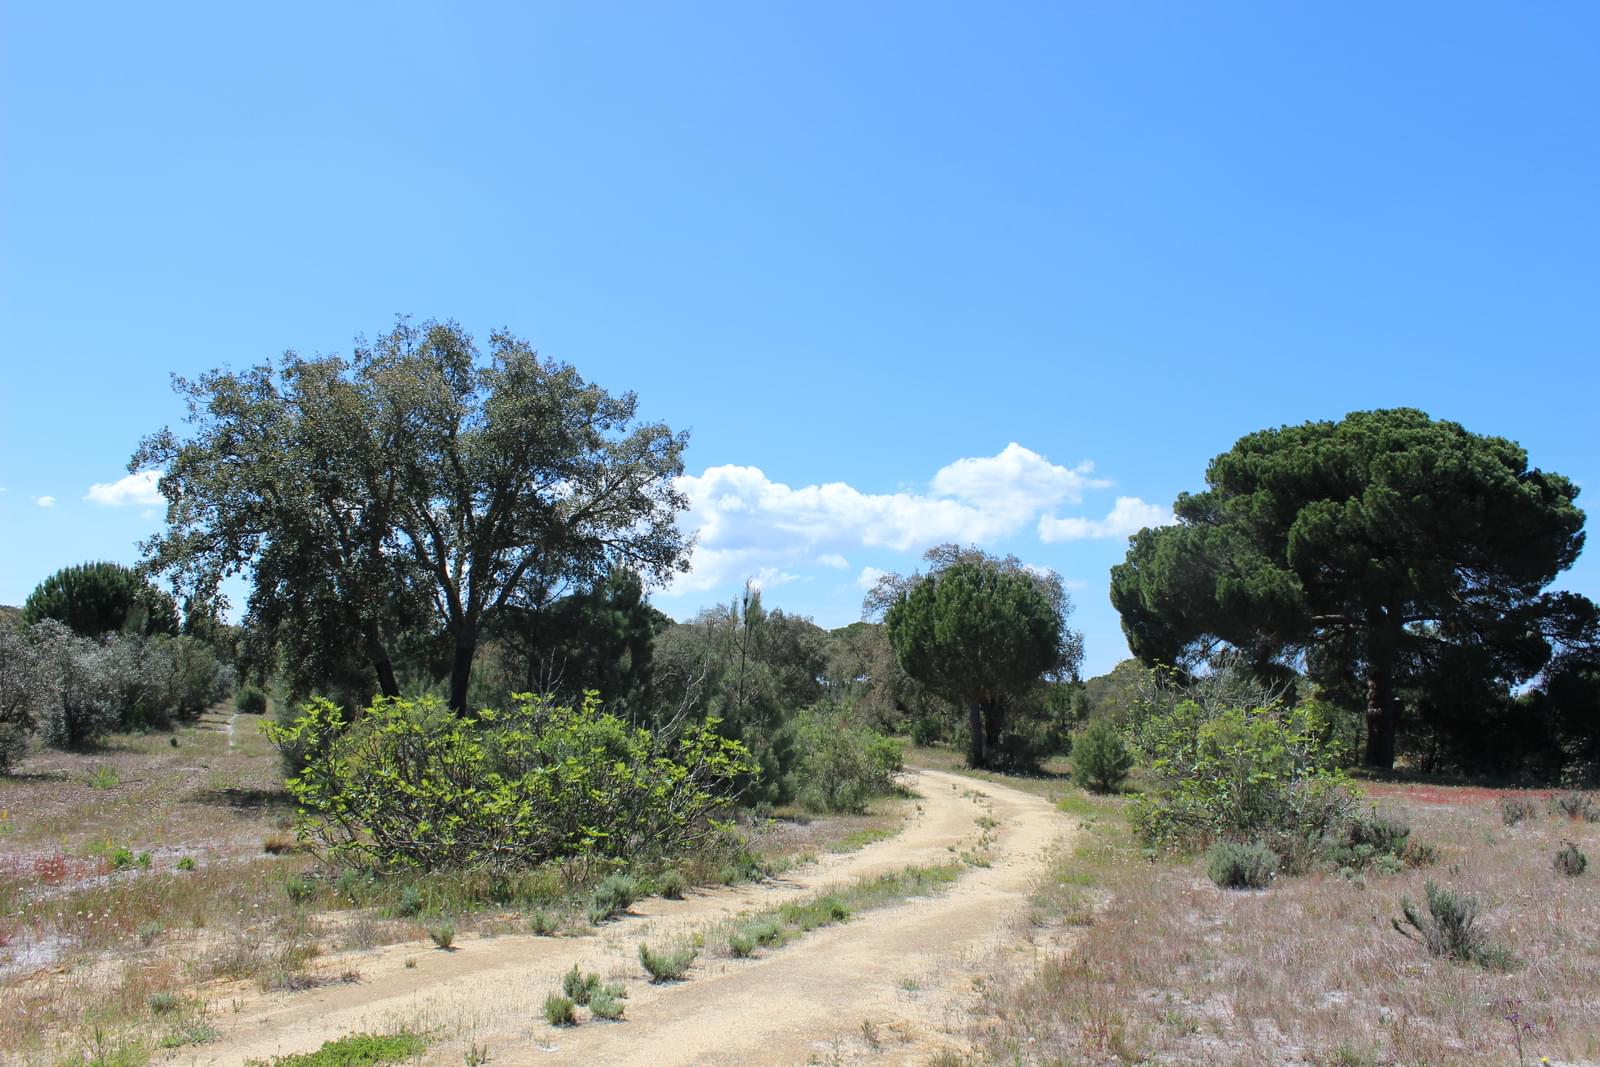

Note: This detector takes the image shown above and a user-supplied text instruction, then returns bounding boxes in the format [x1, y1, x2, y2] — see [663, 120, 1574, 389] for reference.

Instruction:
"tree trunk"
[363, 623, 400, 700]
[449, 637, 477, 715]
[984, 698, 1006, 751]
[967, 701, 987, 768]
[1364, 665, 1398, 769]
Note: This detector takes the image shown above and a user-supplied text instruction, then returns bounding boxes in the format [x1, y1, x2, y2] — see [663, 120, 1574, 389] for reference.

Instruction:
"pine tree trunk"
[1364, 665, 1398, 769]
[967, 701, 987, 768]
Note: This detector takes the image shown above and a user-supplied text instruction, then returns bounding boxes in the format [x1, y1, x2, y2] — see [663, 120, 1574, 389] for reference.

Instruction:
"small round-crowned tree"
[884, 560, 1060, 768]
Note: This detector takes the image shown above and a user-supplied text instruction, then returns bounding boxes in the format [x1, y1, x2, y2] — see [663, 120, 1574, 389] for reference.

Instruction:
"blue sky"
[2, 2, 1596, 677]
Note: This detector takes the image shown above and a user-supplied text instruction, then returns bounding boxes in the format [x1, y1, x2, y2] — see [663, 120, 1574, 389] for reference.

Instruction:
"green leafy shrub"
[528, 909, 558, 936]
[1205, 841, 1278, 889]
[638, 942, 696, 982]
[1554, 841, 1588, 876]
[791, 709, 904, 813]
[1392, 881, 1511, 967]
[1071, 719, 1132, 794]
[542, 994, 576, 1027]
[1129, 700, 1356, 859]
[236, 685, 268, 715]
[264, 692, 756, 872]
[176, 856, 196, 871]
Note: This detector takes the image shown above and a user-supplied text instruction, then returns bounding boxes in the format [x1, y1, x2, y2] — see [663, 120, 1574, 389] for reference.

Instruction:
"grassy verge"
[717, 862, 962, 959]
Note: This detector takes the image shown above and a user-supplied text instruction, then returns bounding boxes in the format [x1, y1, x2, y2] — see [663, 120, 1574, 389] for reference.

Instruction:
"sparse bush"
[588, 986, 625, 1021]
[427, 922, 455, 950]
[1551, 791, 1598, 821]
[528, 909, 557, 936]
[728, 930, 755, 957]
[1071, 719, 1132, 794]
[137, 920, 163, 945]
[1501, 794, 1538, 825]
[542, 994, 576, 1027]
[147, 991, 179, 1014]
[638, 942, 696, 982]
[265, 693, 756, 872]
[176, 856, 196, 871]
[562, 965, 602, 1005]
[236, 685, 268, 715]
[1327, 811, 1414, 873]
[1205, 841, 1277, 889]
[1392, 881, 1511, 967]
[588, 873, 639, 924]
[657, 869, 687, 900]
[1554, 841, 1588, 876]
[392, 885, 424, 918]
[284, 875, 318, 904]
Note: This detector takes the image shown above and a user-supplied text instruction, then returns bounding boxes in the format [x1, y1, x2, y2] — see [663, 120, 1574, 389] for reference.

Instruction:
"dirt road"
[186, 768, 1074, 1066]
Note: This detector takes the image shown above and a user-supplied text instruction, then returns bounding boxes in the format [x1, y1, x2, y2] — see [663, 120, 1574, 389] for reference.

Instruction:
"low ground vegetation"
[971, 772, 1600, 1065]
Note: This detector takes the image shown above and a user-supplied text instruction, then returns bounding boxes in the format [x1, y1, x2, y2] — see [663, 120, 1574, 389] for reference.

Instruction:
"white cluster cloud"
[663, 443, 1169, 597]
[35, 495, 56, 508]
[1038, 496, 1173, 542]
[84, 470, 163, 507]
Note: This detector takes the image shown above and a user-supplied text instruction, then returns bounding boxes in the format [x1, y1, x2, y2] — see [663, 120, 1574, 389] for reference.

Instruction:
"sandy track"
[183, 768, 1072, 1067]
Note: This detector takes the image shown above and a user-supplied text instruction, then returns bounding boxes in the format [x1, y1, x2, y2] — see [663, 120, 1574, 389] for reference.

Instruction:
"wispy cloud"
[35, 495, 56, 508]
[85, 470, 163, 507]
[1038, 496, 1173, 542]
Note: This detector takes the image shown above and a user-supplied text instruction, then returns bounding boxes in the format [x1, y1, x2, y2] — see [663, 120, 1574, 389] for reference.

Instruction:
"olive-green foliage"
[254, 1032, 426, 1067]
[1110, 409, 1593, 771]
[1071, 719, 1132, 794]
[791, 708, 903, 813]
[265, 692, 755, 872]
[23, 561, 179, 638]
[884, 560, 1062, 768]
[1129, 699, 1356, 858]
[638, 942, 696, 982]
[1204, 841, 1278, 889]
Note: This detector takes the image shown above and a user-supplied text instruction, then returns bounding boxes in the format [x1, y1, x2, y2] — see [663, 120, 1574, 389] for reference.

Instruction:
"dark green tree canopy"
[135, 317, 690, 712]
[884, 556, 1063, 767]
[1110, 408, 1593, 768]
[22, 562, 179, 639]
